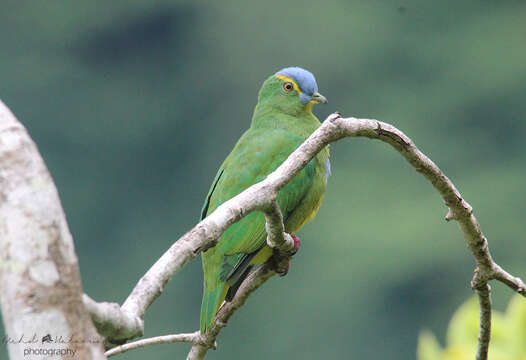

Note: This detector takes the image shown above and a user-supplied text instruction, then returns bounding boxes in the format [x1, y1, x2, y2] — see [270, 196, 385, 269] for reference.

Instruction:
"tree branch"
[8, 104, 518, 359]
[184, 114, 526, 359]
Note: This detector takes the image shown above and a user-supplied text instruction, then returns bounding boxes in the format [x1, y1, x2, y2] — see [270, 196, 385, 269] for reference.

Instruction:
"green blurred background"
[1, 1, 525, 359]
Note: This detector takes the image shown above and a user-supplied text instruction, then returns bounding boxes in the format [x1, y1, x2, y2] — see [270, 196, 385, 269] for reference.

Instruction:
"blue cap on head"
[276, 67, 319, 104]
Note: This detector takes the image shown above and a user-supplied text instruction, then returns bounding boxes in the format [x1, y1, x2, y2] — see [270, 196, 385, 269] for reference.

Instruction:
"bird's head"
[256, 67, 327, 115]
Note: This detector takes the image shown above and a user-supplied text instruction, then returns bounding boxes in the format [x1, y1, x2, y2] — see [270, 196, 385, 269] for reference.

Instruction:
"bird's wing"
[201, 127, 316, 274]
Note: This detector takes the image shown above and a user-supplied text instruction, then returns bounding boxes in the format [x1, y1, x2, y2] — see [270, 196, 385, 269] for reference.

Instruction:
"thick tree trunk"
[0, 101, 105, 360]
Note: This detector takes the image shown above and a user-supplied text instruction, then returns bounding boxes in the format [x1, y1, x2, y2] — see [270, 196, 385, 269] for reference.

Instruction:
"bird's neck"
[250, 104, 322, 138]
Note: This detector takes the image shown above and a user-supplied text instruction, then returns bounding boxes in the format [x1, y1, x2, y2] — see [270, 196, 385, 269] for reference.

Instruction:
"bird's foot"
[272, 255, 289, 277]
[272, 234, 300, 276]
[279, 263, 290, 277]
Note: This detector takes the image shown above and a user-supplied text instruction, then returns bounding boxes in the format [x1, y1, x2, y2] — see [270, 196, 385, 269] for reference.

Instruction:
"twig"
[492, 264, 526, 295]
[105, 332, 199, 358]
[474, 283, 491, 360]
[263, 200, 296, 274]
[264, 200, 294, 253]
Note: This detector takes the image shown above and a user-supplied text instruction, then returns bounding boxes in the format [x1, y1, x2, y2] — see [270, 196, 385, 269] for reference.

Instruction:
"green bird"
[200, 67, 330, 333]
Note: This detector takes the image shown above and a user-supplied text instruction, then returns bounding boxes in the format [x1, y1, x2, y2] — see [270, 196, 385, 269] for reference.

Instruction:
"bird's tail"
[200, 280, 228, 333]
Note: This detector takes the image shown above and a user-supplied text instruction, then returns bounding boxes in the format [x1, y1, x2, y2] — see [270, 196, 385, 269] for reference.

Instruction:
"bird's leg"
[272, 233, 301, 276]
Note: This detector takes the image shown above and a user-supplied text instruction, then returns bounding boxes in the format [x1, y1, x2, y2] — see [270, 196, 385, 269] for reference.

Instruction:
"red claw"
[291, 234, 300, 255]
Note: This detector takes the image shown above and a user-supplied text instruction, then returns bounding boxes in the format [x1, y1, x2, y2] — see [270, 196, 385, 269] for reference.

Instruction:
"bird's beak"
[310, 92, 328, 104]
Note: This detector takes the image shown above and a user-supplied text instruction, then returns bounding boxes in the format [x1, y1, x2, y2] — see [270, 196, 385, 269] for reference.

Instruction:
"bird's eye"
[282, 82, 294, 93]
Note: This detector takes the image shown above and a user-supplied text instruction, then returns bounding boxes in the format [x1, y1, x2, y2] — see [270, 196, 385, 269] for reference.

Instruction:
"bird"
[199, 67, 330, 333]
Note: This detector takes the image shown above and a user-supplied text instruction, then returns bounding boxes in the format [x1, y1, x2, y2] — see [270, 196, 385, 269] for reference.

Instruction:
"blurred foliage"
[1, 1, 525, 359]
[418, 294, 526, 360]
